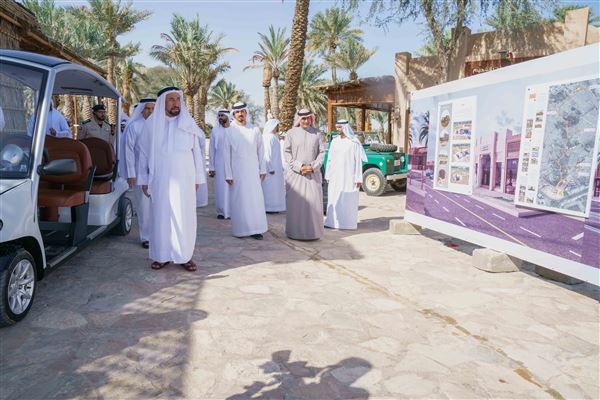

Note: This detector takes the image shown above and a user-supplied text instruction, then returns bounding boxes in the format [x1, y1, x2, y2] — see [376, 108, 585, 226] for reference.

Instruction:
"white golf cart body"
[0, 50, 132, 326]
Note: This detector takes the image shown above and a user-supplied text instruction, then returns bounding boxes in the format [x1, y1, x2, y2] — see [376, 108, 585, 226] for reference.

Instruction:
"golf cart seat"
[80, 137, 115, 194]
[38, 136, 94, 221]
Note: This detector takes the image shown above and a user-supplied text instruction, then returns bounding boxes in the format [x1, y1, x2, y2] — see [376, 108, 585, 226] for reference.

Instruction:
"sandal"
[181, 260, 197, 272]
[151, 261, 169, 270]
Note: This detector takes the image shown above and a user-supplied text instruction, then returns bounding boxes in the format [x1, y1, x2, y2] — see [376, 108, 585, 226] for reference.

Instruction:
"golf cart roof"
[0, 50, 121, 99]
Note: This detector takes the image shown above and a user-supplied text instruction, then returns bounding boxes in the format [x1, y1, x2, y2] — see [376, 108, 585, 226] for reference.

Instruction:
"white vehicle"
[0, 50, 132, 326]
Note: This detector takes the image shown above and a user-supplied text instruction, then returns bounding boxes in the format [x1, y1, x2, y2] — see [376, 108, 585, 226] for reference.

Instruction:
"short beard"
[167, 108, 180, 117]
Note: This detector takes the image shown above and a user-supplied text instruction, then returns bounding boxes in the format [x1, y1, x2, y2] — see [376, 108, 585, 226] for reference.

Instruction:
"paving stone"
[472, 248, 522, 273]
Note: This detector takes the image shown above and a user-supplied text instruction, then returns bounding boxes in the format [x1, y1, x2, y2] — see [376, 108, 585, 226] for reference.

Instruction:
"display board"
[433, 96, 477, 194]
[406, 44, 600, 284]
[515, 76, 600, 217]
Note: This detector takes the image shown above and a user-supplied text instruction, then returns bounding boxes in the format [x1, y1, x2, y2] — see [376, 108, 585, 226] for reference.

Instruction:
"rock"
[472, 248, 521, 273]
[389, 219, 421, 235]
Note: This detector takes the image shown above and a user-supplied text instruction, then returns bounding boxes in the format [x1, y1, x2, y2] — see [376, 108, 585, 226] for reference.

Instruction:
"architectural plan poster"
[433, 96, 477, 194]
[406, 44, 600, 284]
[515, 76, 600, 217]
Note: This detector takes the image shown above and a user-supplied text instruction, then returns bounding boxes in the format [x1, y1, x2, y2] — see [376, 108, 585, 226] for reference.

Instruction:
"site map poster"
[406, 44, 600, 283]
[433, 96, 477, 195]
[515, 76, 600, 217]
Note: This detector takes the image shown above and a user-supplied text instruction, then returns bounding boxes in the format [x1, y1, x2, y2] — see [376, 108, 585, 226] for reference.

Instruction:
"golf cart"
[0, 50, 132, 327]
[323, 131, 408, 197]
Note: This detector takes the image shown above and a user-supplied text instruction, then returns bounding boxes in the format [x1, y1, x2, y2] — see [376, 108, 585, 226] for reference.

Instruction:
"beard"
[168, 108, 180, 116]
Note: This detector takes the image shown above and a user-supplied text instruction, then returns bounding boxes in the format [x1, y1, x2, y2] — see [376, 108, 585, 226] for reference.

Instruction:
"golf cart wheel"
[369, 143, 397, 153]
[362, 168, 386, 196]
[0, 247, 37, 327]
[391, 179, 407, 192]
[113, 196, 133, 236]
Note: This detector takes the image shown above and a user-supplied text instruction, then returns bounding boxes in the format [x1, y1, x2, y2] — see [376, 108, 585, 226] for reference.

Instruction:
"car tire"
[391, 180, 407, 192]
[369, 143, 398, 152]
[0, 247, 37, 327]
[112, 195, 133, 236]
[362, 168, 386, 196]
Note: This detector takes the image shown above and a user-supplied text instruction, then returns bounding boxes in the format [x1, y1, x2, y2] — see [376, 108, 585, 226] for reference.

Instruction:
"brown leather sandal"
[151, 261, 170, 270]
[181, 260, 197, 272]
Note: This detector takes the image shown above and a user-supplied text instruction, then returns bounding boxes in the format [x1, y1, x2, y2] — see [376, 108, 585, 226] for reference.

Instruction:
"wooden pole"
[360, 107, 366, 131]
[387, 106, 392, 144]
[327, 98, 334, 133]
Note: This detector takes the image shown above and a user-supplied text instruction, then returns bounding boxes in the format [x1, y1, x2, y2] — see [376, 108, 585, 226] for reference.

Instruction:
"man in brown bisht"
[284, 109, 326, 240]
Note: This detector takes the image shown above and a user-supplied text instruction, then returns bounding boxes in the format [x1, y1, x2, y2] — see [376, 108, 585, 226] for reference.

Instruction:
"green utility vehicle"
[323, 131, 408, 196]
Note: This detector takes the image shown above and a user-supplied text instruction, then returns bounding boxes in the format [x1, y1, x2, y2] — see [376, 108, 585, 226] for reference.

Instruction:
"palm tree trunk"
[198, 87, 209, 133]
[280, 0, 310, 131]
[263, 85, 271, 121]
[193, 93, 201, 127]
[62, 95, 74, 125]
[82, 96, 93, 120]
[331, 60, 337, 84]
[184, 92, 194, 118]
[271, 76, 280, 119]
[106, 56, 118, 125]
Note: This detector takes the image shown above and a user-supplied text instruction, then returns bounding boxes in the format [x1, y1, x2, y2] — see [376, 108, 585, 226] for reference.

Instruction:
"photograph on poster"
[450, 166, 470, 184]
[452, 143, 471, 162]
[515, 76, 600, 217]
[406, 46, 600, 277]
[433, 96, 477, 194]
[452, 121, 472, 140]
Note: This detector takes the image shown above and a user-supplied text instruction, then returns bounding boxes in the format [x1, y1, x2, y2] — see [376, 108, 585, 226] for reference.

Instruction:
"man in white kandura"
[124, 97, 155, 248]
[138, 86, 205, 272]
[261, 118, 286, 213]
[324, 120, 367, 230]
[27, 99, 71, 138]
[208, 109, 232, 219]
[224, 102, 268, 240]
[195, 132, 209, 208]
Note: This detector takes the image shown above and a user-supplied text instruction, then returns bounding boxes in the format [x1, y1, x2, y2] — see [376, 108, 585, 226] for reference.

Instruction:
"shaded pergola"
[320, 76, 396, 143]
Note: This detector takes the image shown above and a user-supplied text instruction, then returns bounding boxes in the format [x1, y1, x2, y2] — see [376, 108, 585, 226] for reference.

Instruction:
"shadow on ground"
[226, 351, 371, 400]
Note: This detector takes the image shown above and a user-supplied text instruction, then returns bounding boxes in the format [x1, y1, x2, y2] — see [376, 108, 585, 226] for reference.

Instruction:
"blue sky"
[59, 0, 600, 114]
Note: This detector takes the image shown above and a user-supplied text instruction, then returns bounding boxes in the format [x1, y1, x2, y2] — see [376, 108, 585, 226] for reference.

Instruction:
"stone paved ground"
[0, 188, 598, 400]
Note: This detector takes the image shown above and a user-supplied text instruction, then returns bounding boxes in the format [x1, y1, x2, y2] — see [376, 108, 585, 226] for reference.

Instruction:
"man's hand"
[300, 165, 314, 176]
[49, 128, 57, 136]
[226, 179, 233, 185]
[142, 185, 150, 197]
[356, 182, 362, 190]
[260, 173, 266, 181]
[208, 171, 215, 178]
[127, 178, 136, 187]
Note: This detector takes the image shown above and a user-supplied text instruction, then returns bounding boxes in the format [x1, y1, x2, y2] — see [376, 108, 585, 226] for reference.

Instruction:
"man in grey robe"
[284, 109, 326, 240]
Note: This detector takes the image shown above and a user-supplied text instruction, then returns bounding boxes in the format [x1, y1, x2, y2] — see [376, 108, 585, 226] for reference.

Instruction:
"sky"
[55, 0, 600, 121]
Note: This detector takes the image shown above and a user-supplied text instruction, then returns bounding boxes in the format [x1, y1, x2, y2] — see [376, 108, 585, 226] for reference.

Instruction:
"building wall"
[395, 7, 598, 148]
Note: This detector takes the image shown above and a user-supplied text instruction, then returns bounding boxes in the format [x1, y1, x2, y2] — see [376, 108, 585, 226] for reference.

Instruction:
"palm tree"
[307, 7, 362, 83]
[70, 0, 150, 124]
[151, 15, 208, 114]
[280, 0, 310, 131]
[116, 58, 147, 114]
[195, 36, 235, 130]
[245, 26, 289, 120]
[419, 111, 429, 146]
[330, 38, 376, 81]
[75, 0, 151, 86]
[208, 80, 244, 110]
[281, 60, 328, 125]
[370, 111, 388, 136]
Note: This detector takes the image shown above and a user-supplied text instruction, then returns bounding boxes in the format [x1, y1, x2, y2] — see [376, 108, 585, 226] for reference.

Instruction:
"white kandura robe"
[138, 116, 204, 263]
[224, 122, 268, 237]
[324, 137, 363, 230]
[261, 132, 286, 212]
[196, 136, 209, 207]
[208, 125, 231, 218]
[124, 118, 151, 242]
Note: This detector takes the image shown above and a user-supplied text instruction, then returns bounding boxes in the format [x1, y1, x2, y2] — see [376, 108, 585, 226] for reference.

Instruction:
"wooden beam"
[327, 97, 334, 133]
[360, 107, 366, 131]
[387, 106, 392, 144]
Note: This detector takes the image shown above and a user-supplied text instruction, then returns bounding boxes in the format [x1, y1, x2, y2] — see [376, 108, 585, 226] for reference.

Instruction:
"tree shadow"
[226, 350, 371, 400]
